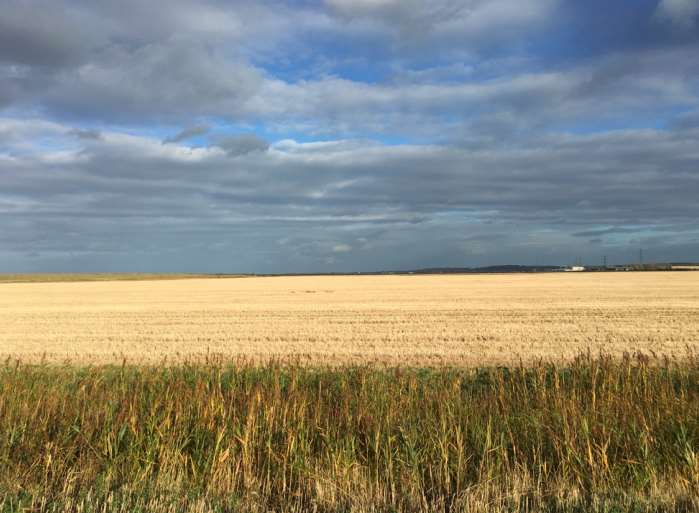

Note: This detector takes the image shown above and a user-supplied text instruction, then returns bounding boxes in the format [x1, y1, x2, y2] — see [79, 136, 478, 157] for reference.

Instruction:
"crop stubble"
[1, 272, 697, 366]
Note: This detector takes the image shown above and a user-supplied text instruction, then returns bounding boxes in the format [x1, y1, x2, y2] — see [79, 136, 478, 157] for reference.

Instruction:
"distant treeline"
[410, 265, 562, 274]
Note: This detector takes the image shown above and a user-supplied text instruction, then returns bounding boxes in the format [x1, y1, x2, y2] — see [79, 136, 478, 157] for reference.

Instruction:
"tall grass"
[1, 353, 697, 512]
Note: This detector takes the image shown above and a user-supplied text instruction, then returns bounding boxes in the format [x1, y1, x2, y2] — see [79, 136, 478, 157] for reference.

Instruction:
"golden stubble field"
[0, 272, 697, 366]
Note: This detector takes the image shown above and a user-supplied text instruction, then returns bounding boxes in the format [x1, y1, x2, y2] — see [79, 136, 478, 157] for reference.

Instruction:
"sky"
[1, 0, 698, 273]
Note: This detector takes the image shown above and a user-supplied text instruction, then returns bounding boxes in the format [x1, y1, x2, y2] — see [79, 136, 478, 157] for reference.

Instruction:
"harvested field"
[1, 272, 697, 366]
[0, 273, 238, 283]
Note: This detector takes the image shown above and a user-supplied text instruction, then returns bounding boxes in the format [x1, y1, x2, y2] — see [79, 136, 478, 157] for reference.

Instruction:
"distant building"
[671, 264, 699, 271]
[565, 266, 586, 272]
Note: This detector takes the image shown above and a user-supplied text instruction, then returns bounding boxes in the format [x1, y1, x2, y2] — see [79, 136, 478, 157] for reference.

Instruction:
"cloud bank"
[1, 0, 698, 272]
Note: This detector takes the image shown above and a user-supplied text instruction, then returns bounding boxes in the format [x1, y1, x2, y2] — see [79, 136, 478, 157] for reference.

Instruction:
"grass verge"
[1, 353, 697, 512]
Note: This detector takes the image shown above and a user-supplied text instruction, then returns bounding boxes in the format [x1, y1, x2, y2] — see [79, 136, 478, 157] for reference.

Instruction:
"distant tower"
[639, 248, 644, 266]
[603, 255, 607, 268]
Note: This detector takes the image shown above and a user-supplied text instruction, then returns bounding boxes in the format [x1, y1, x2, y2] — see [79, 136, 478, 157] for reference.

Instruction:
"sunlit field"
[1, 272, 697, 366]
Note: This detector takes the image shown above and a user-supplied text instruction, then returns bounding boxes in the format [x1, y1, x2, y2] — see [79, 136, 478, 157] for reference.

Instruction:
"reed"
[1, 353, 697, 512]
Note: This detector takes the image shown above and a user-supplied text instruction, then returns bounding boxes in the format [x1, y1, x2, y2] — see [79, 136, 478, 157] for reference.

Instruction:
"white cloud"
[332, 243, 352, 253]
[248, 47, 697, 137]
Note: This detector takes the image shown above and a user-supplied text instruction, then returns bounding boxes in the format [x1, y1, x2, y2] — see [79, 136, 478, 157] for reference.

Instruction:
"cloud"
[246, 45, 698, 138]
[655, 0, 699, 30]
[163, 125, 210, 144]
[0, 2, 91, 68]
[324, 0, 556, 45]
[2, 1, 699, 271]
[1, 0, 697, 137]
[670, 108, 699, 129]
[332, 243, 352, 253]
[572, 227, 642, 238]
[2, 119, 699, 271]
[0, 1, 280, 123]
[45, 41, 262, 122]
[68, 128, 102, 140]
[215, 134, 269, 157]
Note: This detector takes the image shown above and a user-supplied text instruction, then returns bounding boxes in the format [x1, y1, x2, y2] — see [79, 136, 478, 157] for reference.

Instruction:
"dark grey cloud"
[45, 41, 262, 123]
[163, 125, 210, 144]
[0, 2, 91, 68]
[572, 227, 643, 238]
[216, 134, 269, 157]
[0, 1, 270, 122]
[68, 128, 102, 140]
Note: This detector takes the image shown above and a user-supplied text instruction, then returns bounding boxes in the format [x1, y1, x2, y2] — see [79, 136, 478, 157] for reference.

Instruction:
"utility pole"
[639, 248, 643, 267]
[603, 255, 607, 269]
